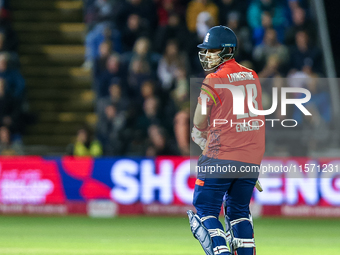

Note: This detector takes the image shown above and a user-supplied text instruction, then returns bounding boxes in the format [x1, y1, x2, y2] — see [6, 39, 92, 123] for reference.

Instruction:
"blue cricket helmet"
[197, 26, 238, 71]
[197, 25, 237, 50]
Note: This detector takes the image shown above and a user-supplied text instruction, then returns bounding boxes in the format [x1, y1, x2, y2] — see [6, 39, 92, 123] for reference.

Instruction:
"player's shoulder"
[205, 72, 219, 79]
[235, 62, 259, 78]
[213, 60, 255, 77]
[202, 72, 220, 92]
[204, 72, 223, 90]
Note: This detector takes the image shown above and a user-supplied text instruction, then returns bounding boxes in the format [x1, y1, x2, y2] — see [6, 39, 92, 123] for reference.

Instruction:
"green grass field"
[0, 216, 339, 255]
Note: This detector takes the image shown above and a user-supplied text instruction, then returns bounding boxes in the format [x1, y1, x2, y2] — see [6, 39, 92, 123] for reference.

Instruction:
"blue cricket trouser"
[193, 155, 259, 255]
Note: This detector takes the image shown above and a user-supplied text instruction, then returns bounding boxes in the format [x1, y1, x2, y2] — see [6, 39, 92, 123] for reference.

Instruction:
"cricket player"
[188, 26, 265, 255]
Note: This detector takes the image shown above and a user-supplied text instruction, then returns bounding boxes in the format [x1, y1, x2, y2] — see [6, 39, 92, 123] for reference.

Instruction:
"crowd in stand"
[75, 0, 332, 157]
[0, 0, 331, 156]
[0, 0, 27, 155]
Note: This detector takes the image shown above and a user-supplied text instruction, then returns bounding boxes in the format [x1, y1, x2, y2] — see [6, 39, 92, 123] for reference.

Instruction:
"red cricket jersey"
[197, 59, 265, 165]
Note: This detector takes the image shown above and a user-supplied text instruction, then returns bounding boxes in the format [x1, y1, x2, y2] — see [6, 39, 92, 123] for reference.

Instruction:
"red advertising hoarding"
[0, 156, 339, 217]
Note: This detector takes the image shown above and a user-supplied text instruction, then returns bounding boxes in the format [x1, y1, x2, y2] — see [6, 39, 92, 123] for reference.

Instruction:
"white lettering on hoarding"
[109, 158, 340, 207]
[285, 160, 318, 205]
[0, 169, 54, 204]
[110, 159, 194, 205]
[254, 160, 340, 206]
[110, 159, 139, 204]
[174, 160, 194, 205]
[141, 159, 172, 204]
[320, 161, 340, 205]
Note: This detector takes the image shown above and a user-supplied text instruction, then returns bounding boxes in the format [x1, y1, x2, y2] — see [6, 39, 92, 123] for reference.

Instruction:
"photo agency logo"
[200, 82, 222, 110]
[199, 79, 312, 128]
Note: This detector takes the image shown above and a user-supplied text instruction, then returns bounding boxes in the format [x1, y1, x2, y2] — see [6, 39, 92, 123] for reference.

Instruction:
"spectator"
[121, 14, 151, 52]
[0, 32, 19, 68]
[97, 80, 129, 114]
[115, 0, 158, 32]
[95, 53, 122, 98]
[122, 37, 160, 77]
[171, 68, 189, 106]
[0, 126, 24, 155]
[253, 28, 289, 72]
[156, 0, 176, 27]
[96, 103, 127, 155]
[289, 30, 323, 74]
[153, 12, 199, 73]
[258, 54, 281, 79]
[157, 40, 189, 91]
[291, 74, 331, 152]
[0, 0, 10, 19]
[217, 0, 248, 27]
[0, 78, 22, 134]
[145, 124, 179, 156]
[173, 107, 190, 155]
[258, 55, 284, 115]
[84, 0, 116, 30]
[141, 80, 157, 100]
[186, 0, 218, 33]
[79, 0, 327, 158]
[252, 11, 285, 46]
[227, 12, 253, 61]
[127, 56, 152, 100]
[153, 12, 189, 54]
[135, 96, 162, 136]
[247, 0, 288, 31]
[287, 0, 310, 12]
[93, 40, 112, 84]
[83, 0, 96, 21]
[67, 127, 103, 157]
[285, 6, 316, 46]
[0, 53, 25, 102]
[159, 94, 177, 137]
[0, 32, 6, 52]
[291, 75, 331, 125]
[84, 24, 121, 70]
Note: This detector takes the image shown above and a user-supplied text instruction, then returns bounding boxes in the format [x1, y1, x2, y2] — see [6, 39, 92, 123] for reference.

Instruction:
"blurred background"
[0, 0, 339, 158]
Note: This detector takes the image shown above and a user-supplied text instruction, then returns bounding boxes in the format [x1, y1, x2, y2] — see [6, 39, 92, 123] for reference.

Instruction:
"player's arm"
[191, 102, 211, 151]
[194, 73, 216, 130]
[193, 102, 212, 130]
[192, 75, 214, 150]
